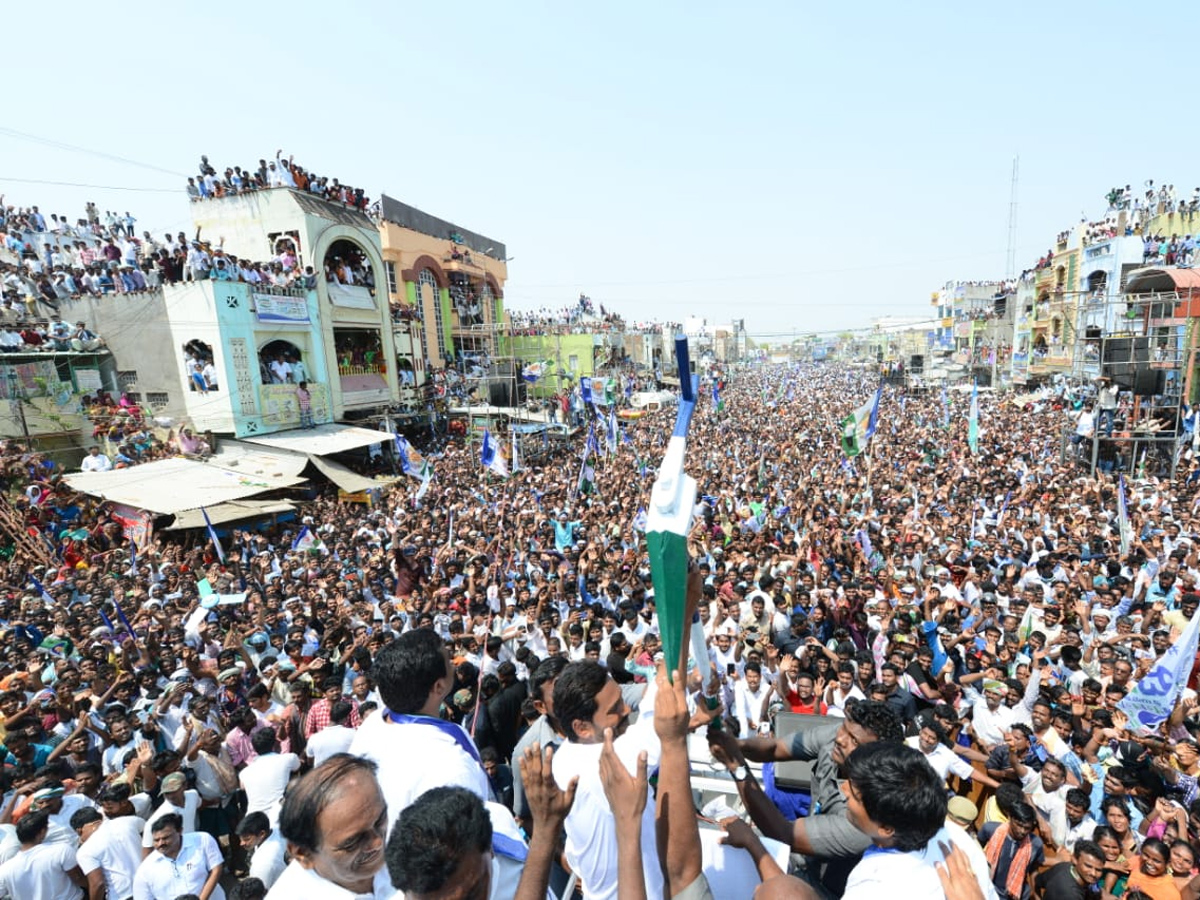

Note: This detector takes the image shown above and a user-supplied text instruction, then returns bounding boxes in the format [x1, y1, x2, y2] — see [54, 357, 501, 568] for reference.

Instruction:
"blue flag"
[394, 434, 414, 475]
[98, 607, 116, 634]
[580, 377, 594, 406]
[481, 430, 508, 477]
[113, 599, 136, 642]
[28, 575, 54, 606]
[1119, 608, 1200, 733]
[201, 507, 225, 564]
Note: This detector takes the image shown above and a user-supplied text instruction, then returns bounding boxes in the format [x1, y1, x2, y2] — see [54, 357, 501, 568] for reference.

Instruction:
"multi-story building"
[84, 188, 400, 438]
[377, 195, 508, 379]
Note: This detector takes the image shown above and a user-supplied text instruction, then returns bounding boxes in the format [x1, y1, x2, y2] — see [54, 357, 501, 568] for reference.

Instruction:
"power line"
[0, 128, 189, 179]
[0, 177, 179, 194]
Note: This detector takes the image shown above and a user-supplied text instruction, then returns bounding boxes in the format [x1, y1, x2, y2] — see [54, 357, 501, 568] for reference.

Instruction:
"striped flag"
[28, 575, 54, 606]
[1117, 474, 1132, 557]
[840, 387, 882, 458]
[200, 507, 225, 564]
[967, 381, 980, 454]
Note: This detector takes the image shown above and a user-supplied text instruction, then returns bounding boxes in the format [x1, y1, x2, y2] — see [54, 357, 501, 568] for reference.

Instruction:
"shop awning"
[64, 457, 306, 515]
[241, 423, 386, 456]
[165, 500, 297, 530]
[307, 456, 392, 494]
[208, 441, 310, 480]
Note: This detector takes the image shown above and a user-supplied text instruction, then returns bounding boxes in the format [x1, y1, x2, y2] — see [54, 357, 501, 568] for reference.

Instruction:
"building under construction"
[1069, 267, 1200, 477]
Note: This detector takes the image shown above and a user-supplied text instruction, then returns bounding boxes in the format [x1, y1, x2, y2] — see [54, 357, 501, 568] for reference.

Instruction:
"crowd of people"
[0, 361, 1199, 900]
[508, 294, 677, 337]
[187, 152, 373, 214]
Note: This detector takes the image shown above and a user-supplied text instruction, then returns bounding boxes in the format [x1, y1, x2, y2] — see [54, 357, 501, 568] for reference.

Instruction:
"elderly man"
[266, 754, 393, 899]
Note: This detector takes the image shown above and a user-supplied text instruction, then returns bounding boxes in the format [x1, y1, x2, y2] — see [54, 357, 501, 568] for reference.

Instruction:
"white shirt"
[141, 791, 201, 847]
[248, 829, 289, 890]
[905, 736, 976, 784]
[102, 738, 137, 776]
[265, 859, 395, 900]
[240, 753, 300, 825]
[349, 711, 489, 829]
[76, 815, 144, 900]
[305, 724, 356, 768]
[843, 825, 998, 900]
[733, 682, 771, 738]
[132, 831, 225, 900]
[0, 842, 80, 900]
[970, 696, 1014, 749]
[81, 453, 112, 473]
[552, 716, 662, 900]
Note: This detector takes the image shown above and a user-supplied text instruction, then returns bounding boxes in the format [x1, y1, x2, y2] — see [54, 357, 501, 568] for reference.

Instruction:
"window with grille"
[145, 392, 169, 407]
[386, 262, 398, 295]
[117, 371, 138, 390]
[420, 270, 446, 359]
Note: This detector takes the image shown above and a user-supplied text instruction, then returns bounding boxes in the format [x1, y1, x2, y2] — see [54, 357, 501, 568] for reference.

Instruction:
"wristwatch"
[730, 763, 751, 782]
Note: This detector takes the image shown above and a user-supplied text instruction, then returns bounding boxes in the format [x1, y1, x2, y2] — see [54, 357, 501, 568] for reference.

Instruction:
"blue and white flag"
[28, 575, 54, 606]
[941, 385, 950, 430]
[394, 434, 415, 476]
[201, 507, 225, 564]
[511, 428, 522, 474]
[1117, 474, 1132, 557]
[1119, 607, 1200, 733]
[292, 526, 327, 555]
[580, 377, 594, 406]
[481, 429, 508, 477]
[606, 407, 619, 456]
[997, 491, 1012, 528]
[632, 507, 648, 532]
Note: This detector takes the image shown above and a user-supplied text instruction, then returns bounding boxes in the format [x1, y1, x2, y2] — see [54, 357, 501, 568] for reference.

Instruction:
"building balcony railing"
[338, 363, 385, 377]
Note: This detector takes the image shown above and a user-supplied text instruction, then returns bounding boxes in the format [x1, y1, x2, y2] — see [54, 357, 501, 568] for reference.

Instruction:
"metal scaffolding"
[1067, 284, 1191, 478]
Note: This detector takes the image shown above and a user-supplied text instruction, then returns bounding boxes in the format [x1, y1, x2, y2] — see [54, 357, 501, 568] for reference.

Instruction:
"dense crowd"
[188, 152, 372, 213]
[0, 362, 1199, 900]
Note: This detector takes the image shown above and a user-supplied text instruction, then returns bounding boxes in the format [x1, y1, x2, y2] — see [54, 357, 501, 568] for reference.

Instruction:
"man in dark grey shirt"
[709, 699, 903, 896]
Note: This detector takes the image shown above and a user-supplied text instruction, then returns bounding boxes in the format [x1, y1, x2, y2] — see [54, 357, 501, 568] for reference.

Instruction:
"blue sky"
[4, 1, 1199, 339]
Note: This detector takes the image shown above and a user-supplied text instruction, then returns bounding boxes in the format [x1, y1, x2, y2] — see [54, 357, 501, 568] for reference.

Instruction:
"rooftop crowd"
[187, 152, 373, 214]
[0, 361, 1198, 900]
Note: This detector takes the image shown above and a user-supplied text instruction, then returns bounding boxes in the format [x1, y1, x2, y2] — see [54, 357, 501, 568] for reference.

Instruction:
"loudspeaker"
[1104, 337, 1149, 387]
[771, 712, 828, 791]
[487, 380, 526, 407]
[488, 380, 512, 407]
[910, 355, 924, 373]
[1133, 367, 1165, 397]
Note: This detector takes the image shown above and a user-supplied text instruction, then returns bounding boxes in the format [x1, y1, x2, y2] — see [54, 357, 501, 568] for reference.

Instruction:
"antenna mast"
[1005, 155, 1019, 279]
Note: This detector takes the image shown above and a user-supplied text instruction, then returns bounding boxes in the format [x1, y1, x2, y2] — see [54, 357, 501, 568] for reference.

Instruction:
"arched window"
[182, 339, 218, 393]
[323, 238, 376, 296]
[259, 339, 310, 384]
[420, 269, 446, 359]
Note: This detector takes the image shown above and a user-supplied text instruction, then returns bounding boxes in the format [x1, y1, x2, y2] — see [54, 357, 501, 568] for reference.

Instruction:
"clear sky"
[4, 1, 1199, 341]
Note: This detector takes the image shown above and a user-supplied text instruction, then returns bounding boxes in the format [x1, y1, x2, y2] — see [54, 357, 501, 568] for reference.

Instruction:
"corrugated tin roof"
[1124, 267, 1200, 293]
[166, 500, 296, 530]
[64, 458, 305, 515]
[308, 456, 395, 494]
[241, 423, 386, 456]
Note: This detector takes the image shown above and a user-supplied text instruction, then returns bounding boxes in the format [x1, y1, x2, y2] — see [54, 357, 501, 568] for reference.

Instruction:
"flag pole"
[646, 336, 699, 684]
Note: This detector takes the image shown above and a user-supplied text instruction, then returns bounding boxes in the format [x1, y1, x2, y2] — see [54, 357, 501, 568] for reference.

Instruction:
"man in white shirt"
[80, 446, 113, 473]
[968, 680, 1015, 753]
[824, 662, 866, 718]
[133, 814, 224, 900]
[236, 812, 288, 891]
[304, 701, 356, 767]
[839, 742, 997, 900]
[72, 806, 144, 900]
[349, 629, 489, 825]
[551, 660, 663, 900]
[733, 662, 772, 738]
[0, 809, 85, 900]
[266, 755, 394, 899]
[239, 727, 300, 826]
[141, 773, 201, 848]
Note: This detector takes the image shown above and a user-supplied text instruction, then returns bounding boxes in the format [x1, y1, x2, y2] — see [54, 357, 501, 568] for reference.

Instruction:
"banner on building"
[254, 294, 310, 323]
